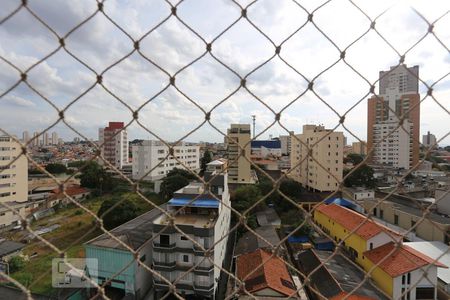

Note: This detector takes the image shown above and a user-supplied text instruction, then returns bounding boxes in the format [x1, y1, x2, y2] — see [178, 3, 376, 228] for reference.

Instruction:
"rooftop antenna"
[252, 115, 256, 139]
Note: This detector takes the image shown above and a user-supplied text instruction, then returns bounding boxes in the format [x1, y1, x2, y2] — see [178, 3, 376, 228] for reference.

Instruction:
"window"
[407, 272, 411, 284]
[180, 236, 188, 241]
[394, 214, 399, 225]
[373, 208, 377, 216]
[369, 243, 373, 250]
[411, 220, 416, 232]
[160, 235, 170, 246]
[140, 255, 146, 262]
[380, 210, 384, 219]
[183, 255, 189, 263]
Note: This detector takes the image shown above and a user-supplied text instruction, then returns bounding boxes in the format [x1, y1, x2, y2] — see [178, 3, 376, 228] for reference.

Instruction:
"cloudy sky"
[0, 0, 449, 145]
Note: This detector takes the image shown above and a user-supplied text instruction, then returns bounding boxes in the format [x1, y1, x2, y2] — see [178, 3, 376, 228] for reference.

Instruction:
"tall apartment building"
[152, 159, 231, 298]
[352, 141, 367, 155]
[279, 132, 293, 155]
[0, 136, 28, 203]
[422, 131, 437, 149]
[43, 132, 49, 146]
[367, 64, 420, 169]
[226, 124, 254, 184]
[32, 132, 39, 147]
[22, 131, 30, 144]
[132, 140, 200, 181]
[98, 122, 129, 169]
[290, 125, 344, 192]
[51, 132, 58, 145]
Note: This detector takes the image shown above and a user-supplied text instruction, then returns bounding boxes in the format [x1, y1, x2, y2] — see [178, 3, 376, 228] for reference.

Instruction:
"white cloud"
[0, 0, 449, 145]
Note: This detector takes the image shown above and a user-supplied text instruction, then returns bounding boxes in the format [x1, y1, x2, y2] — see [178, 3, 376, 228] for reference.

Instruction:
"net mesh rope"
[0, 0, 449, 299]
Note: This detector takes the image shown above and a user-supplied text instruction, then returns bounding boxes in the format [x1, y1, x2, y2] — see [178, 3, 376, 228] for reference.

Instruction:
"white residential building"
[367, 64, 420, 170]
[51, 132, 58, 145]
[132, 140, 200, 181]
[22, 131, 30, 144]
[279, 133, 293, 156]
[0, 136, 28, 228]
[152, 160, 231, 298]
[98, 122, 129, 169]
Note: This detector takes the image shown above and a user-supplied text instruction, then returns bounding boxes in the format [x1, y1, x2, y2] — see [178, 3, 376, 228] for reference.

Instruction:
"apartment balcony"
[153, 279, 215, 296]
[153, 242, 176, 250]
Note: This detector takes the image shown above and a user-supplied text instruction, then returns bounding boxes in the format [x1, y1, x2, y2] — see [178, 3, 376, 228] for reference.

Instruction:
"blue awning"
[168, 198, 219, 208]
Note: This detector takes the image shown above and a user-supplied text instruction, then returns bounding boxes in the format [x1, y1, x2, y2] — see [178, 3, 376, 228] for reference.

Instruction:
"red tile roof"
[363, 242, 447, 277]
[236, 249, 296, 297]
[315, 204, 399, 240]
[330, 292, 377, 300]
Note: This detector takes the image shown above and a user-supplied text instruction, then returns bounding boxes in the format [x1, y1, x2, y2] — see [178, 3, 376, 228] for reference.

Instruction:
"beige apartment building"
[290, 125, 344, 192]
[226, 124, 254, 184]
[0, 136, 28, 228]
[364, 197, 450, 244]
[352, 141, 367, 155]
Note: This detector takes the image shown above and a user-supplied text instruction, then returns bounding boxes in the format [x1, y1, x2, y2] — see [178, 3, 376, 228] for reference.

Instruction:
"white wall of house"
[392, 267, 438, 300]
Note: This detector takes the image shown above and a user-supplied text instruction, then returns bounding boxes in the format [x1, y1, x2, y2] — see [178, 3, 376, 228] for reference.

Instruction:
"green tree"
[200, 150, 212, 176]
[344, 164, 375, 188]
[279, 179, 303, 200]
[166, 168, 197, 180]
[256, 180, 279, 205]
[344, 153, 364, 165]
[160, 174, 189, 200]
[67, 160, 87, 168]
[8, 256, 25, 273]
[232, 185, 262, 212]
[45, 163, 67, 174]
[97, 197, 138, 230]
[79, 161, 113, 192]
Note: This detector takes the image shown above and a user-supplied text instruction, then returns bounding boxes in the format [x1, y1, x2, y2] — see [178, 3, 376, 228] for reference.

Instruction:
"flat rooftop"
[87, 206, 163, 250]
[154, 213, 215, 228]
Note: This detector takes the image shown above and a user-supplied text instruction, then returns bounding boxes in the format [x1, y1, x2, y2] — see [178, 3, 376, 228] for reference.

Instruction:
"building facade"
[352, 141, 367, 155]
[132, 140, 200, 181]
[290, 125, 344, 192]
[152, 160, 231, 298]
[422, 131, 437, 149]
[250, 140, 282, 158]
[0, 136, 28, 228]
[226, 124, 254, 184]
[279, 133, 293, 156]
[98, 122, 129, 169]
[0, 136, 28, 204]
[367, 64, 420, 169]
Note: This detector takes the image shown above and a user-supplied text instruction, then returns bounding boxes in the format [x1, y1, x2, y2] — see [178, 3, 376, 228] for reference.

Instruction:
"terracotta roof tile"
[316, 204, 399, 240]
[363, 242, 447, 277]
[330, 292, 377, 300]
[236, 249, 295, 297]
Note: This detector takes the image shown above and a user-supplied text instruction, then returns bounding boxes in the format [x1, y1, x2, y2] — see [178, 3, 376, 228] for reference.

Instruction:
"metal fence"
[0, 0, 449, 299]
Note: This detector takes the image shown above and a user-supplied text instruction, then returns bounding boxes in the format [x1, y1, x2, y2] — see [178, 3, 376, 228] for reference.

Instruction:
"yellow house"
[363, 242, 446, 300]
[314, 204, 446, 300]
[314, 203, 400, 266]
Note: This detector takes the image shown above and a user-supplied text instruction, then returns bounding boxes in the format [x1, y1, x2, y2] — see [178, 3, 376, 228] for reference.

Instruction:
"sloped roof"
[315, 204, 399, 240]
[363, 242, 447, 277]
[236, 249, 295, 297]
[330, 292, 377, 300]
[0, 240, 25, 257]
